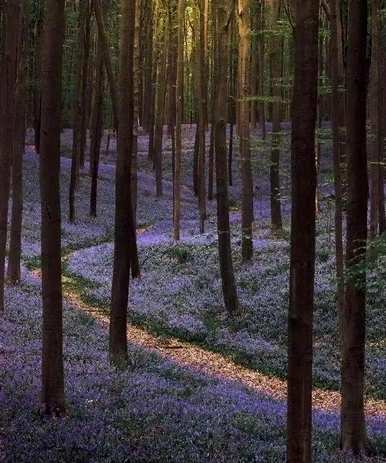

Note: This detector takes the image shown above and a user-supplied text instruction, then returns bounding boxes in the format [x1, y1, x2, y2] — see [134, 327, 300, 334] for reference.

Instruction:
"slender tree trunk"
[341, 0, 368, 454]
[93, 0, 118, 132]
[214, 0, 239, 316]
[109, 0, 139, 366]
[154, 17, 168, 197]
[0, 0, 21, 311]
[69, 1, 89, 223]
[329, 0, 345, 336]
[287, 1, 319, 461]
[40, 0, 66, 416]
[89, 34, 105, 218]
[174, 0, 185, 241]
[237, 0, 254, 262]
[142, 0, 154, 133]
[198, 0, 207, 233]
[7, 4, 25, 284]
[369, 0, 384, 238]
[269, 0, 283, 232]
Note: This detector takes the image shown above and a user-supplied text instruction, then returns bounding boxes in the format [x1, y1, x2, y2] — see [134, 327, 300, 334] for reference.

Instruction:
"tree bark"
[7, 2, 25, 285]
[0, 0, 22, 311]
[109, 0, 138, 366]
[340, 0, 368, 454]
[214, 0, 240, 316]
[89, 33, 105, 218]
[174, 0, 185, 241]
[328, 0, 345, 337]
[40, 0, 66, 416]
[287, 0, 319, 461]
[237, 0, 254, 262]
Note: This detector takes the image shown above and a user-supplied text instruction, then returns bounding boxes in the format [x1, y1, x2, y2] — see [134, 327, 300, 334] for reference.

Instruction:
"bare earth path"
[60, 265, 386, 420]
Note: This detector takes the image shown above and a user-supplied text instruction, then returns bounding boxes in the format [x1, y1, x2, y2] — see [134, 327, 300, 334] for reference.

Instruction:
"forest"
[0, 0, 385, 462]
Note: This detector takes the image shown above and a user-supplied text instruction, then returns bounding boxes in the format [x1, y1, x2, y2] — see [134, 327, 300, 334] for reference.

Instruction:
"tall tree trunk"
[214, 0, 239, 316]
[93, 0, 118, 132]
[269, 0, 283, 232]
[197, 0, 207, 233]
[40, 0, 66, 416]
[7, 2, 25, 284]
[369, 0, 384, 238]
[287, 0, 319, 461]
[142, 0, 154, 133]
[153, 18, 168, 197]
[109, 0, 139, 366]
[174, 0, 185, 241]
[329, 0, 345, 337]
[341, 0, 368, 454]
[69, 0, 89, 223]
[89, 33, 105, 218]
[237, 0, 254, 262]
[0, 0, 21, 311]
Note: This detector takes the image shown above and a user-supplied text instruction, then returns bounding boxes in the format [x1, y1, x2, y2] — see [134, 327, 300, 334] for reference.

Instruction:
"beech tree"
[109, 0, 138, 366]
[214, 0, 239, 315]
[237, 0, 254, 262]
[340, 0, 369, 454]
[0, 0, 21, 310]
[287, 0, 319, 461]
[40, 0, 66, 416]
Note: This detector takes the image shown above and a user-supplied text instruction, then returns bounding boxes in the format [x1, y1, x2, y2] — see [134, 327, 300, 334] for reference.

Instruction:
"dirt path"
[62, 272, 386, 419]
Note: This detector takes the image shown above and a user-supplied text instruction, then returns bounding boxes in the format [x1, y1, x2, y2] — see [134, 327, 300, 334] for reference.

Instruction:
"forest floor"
[1, 126, 386, 462]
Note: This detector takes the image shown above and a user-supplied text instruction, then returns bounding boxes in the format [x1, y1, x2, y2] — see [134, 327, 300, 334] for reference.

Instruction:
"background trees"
[0, 0, 384, 460]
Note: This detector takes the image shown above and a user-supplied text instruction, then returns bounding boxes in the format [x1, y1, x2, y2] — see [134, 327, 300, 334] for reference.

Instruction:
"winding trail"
[59, 256, 386, 420]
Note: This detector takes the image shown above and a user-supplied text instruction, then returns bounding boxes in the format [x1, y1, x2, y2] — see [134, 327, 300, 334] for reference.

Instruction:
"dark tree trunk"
[214, 0, 239, 316]
[109, 0, 139, 366]
[237, 0, 254, 262]
[0, 0, 22, 311]
[40, 0, 66, 416]
[287, 1, 319, 461]
[7, 13, 26, 284]
[340, 0, 368, 454]
[89, 35, 105, 218]
[329, 0, 345, 337]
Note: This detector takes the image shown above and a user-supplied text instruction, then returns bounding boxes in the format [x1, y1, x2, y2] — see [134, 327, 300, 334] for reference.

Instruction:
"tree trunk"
[329, 0, 345, 338]
[93, 0, 118, 132]
[268, 0, 282, 232]
[214, 0, 240, 316]
[40, 0, 66, 416]
[69, 0, 89, 223]
[197, 0, 207, 233]
[287, 0, 319, 461]
[237, 0, 254, 262]
[7, 4, 25, 284]
[89, 33, 105, 218]
[109, 0, 138, 367]
[0, 0, 22, 311]
[341, 0, 368, 454]
[153, 16, 168, 197]
[174, 0, 185, 241]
